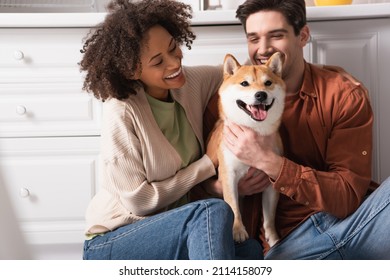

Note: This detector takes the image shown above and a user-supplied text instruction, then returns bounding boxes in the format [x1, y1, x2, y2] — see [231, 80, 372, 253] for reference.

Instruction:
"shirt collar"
[299, 61, 317, 99]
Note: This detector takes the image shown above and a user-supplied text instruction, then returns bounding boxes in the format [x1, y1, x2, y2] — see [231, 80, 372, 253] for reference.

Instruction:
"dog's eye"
[265, 80, 272, 87]
[240, 81, 249, 87]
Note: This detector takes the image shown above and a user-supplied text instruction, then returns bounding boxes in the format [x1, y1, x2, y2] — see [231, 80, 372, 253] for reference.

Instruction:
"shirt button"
[280, 187, 285, 192]
[305, 201, 309, 206]
[362, 151, 368, 156]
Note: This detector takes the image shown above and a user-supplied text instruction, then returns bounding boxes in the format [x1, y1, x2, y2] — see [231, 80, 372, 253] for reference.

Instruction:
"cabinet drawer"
[0, 136, 100, 244]
[182, 25, 248, 66]
[0, 84, 101, 137]
[0, 28, 88, 83]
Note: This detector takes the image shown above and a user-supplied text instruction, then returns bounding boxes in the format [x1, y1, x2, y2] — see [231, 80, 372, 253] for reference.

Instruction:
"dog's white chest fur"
[222, 146, 249, 182]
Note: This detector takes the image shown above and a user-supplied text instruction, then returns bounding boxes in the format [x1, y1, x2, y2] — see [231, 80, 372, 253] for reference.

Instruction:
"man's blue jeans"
[266, 176, 390, 259]
[83, 198, 262, 260]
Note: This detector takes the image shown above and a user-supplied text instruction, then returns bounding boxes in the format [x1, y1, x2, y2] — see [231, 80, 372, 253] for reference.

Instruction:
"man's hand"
[223, 120, 283, 180]
[238, 167, 270, 196]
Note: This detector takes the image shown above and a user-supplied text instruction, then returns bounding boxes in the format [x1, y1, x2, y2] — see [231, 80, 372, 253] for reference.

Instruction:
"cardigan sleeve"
[104, 151, 216, 216]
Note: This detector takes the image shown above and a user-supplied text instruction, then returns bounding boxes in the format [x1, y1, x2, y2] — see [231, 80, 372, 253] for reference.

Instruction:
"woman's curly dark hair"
[79, 0, 195, 101]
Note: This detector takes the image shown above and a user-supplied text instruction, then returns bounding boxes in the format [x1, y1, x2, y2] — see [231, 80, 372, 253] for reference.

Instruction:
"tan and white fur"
[210, 52, 285, 247]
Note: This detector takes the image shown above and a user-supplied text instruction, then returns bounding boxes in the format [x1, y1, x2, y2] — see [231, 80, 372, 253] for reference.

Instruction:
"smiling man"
[209, 0, 390, 259]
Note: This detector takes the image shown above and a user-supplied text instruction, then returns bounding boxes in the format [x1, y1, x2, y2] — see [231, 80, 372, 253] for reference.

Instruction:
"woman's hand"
[201, 177, 223, 197]
[202, 167, 270, 197]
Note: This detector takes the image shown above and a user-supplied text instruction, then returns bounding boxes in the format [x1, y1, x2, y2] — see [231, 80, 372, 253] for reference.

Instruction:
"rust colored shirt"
[202, 62, 377, 254]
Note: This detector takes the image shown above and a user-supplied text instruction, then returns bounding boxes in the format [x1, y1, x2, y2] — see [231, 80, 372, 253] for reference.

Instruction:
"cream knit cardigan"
[85, 65, 223, 235]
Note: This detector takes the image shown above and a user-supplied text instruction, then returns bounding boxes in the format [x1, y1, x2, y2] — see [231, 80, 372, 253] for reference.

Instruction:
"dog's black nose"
[255, 91, 267, 102]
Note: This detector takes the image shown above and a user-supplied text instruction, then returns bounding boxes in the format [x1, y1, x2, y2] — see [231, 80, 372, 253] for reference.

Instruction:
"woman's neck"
[146, 88, 170, 102]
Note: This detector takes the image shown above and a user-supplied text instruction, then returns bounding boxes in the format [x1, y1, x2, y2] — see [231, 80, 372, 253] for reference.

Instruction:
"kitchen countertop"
[0, 3, 389, 27]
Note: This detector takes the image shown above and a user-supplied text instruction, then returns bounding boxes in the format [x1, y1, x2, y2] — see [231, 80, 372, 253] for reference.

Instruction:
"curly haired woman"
[80, 0, 262, 260]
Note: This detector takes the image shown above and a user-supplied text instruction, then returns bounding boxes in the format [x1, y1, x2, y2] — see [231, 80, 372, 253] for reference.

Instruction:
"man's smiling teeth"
[166, 67, 182, 79]
[260, 58, 268, 64]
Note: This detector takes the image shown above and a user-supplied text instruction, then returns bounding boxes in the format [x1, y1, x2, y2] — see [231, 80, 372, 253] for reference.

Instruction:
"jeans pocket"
[311, 212, 340, 233]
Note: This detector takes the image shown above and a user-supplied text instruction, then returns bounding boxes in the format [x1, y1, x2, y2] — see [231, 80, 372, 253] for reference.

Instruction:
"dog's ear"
[266, 52, 283, 77]
[223, 54, 241, 77]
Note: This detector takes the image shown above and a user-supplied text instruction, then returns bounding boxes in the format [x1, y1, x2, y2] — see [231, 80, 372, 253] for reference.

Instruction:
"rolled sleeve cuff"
[271, 157, 301, 197]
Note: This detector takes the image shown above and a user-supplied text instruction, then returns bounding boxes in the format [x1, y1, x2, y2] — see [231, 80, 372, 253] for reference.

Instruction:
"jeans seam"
[204, 200, 213, 260]
[311, 214, 343, 259]
[87, 205, 191, 251]
[315, 232, 344, 259]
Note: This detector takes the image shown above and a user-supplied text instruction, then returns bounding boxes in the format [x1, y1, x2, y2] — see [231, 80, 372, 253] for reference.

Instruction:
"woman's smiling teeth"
[165, 67, 182, 79]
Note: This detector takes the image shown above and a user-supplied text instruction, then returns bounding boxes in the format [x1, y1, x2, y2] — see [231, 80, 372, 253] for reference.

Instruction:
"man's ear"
[299, 25, 311, 47]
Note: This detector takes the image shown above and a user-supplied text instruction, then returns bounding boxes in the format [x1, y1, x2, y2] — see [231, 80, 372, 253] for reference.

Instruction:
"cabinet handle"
[13, 50, 25, 61]
[16, 105, 27, 115]
[19, 188, 30, 198]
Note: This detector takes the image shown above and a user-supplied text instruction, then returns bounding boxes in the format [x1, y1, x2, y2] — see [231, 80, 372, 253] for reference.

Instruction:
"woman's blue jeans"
[266, 176, 390, 259]
[83, 198, 262, 260]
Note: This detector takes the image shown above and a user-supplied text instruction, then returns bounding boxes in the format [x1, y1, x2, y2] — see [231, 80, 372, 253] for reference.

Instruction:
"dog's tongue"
[247, 105, 267, 121]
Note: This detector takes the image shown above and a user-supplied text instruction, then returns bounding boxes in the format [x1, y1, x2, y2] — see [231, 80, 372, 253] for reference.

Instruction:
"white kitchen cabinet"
[0, 27, 101, 259]
[0, 28, 101, 138]
[0, 137, 99, 245]
[183, 25, 248, 66]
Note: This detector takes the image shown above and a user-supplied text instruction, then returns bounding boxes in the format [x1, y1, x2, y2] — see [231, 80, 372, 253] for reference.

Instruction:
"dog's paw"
[265, 232, 280, 248]
[233, 224, 249, 243]
[267, 237, 279, 248]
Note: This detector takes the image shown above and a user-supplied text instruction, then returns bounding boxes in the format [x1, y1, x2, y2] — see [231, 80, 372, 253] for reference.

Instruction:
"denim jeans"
[83, 198, 262, 260]
[266, 176, 390, 260]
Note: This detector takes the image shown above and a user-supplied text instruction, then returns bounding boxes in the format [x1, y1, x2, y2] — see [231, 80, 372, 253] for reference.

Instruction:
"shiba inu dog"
[209, 52, 285, 247]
